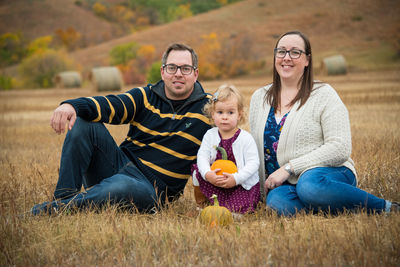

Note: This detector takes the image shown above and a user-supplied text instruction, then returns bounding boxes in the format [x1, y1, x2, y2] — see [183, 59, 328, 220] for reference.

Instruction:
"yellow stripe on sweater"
[87, 97, 101, 122]
[116, 95, 128, 124]
[126, 137, 196, 160]
[139, 158, 190, 179]
[130, 121, 201, 145]
[104, 97, 115, 123]
[139, 87, 210, 125]
[123, 93, 136, 123]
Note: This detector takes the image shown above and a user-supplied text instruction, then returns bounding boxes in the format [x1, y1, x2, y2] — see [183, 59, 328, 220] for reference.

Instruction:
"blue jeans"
[266, 167, 387, 216]
[31, 118, 158, 215]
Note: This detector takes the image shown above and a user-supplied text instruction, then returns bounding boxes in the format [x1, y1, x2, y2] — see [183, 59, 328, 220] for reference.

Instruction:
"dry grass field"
[1, 69, 400, 266]
[1, 0, 400, 265]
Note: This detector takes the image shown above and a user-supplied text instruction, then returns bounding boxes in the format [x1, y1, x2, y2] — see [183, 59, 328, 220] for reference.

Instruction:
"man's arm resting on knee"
[50, 103, 77, 134]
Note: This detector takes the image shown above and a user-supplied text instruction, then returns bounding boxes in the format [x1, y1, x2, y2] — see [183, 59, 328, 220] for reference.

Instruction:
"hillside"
[0, 0, 123, 45]
[1, 0, 399, 78]
[67, 0, 400, 74]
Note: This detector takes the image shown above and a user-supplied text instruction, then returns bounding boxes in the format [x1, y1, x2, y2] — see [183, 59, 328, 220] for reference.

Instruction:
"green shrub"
[189, 0, 221, 14]
[0, 74, 14, 90]
[109, 42, 139, 65]
[27, 35, 53, 56]
[166, 4, 192, 21]
[127, 0, 241, 23]
[351, 15, 363, 21]
[0, 32, 27, 67]
[146, 61, 162, 84]
[18, 50, 74, 88]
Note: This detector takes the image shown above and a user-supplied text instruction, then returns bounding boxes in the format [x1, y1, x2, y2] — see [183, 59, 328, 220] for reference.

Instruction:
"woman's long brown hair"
[264, 31, 314, 111]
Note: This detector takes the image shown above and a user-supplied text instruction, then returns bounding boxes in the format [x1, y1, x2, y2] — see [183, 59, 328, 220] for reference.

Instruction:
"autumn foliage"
[110, 43, 157, 85]
[196, 32, 265, 80]
[0, 32, 26, 67]
[18, 50, 75, 88]
[109, 32, 265, 86]
[54, 28, 81, 51]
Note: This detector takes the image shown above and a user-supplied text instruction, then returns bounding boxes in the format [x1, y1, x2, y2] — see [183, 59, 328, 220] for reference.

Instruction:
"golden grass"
[1, 70, 400, 266]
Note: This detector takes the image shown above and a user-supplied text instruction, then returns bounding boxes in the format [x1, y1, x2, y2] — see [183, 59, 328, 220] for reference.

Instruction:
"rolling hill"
[0, 0, 124, 45]
[69, 0, 400, 74]
[1, 0, 400, 77]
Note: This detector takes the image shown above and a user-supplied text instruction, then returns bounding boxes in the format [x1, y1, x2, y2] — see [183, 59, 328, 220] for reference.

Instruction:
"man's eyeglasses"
[274, 48, 307, 59]
[163, 64, 196, 75]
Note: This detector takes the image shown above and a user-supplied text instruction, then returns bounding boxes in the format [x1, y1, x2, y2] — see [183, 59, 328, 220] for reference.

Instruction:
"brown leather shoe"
[194, 186, 208, 207]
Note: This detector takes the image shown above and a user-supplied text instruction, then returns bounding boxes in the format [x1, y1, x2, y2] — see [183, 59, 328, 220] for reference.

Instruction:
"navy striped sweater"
[64, 80, 211, 200]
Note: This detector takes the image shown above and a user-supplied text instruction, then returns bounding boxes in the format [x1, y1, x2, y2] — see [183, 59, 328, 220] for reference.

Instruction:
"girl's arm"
[197, 130, 224, 186]
[232, 133, 260, 185]
[196, 130, 216, 179]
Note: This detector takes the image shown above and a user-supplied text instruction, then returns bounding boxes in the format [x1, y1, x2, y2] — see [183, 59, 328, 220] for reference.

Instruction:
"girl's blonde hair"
[203, 84, 246, 126]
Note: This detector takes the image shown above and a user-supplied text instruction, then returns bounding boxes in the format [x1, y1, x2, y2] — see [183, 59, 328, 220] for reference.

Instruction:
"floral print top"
[263, 107, 289, 175]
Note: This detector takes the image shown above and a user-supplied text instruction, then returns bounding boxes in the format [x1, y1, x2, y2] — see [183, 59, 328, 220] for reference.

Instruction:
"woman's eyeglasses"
[274, 48, 307, 59]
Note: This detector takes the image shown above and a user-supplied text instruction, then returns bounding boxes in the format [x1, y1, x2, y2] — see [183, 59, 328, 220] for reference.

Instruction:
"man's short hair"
[161, 43, 198, 69]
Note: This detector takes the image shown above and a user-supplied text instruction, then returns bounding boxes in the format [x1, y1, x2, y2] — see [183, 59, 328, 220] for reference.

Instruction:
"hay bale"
[321, 55, 347, 75]
[89, 67, 123, 91]
[54, 71, 82, 88]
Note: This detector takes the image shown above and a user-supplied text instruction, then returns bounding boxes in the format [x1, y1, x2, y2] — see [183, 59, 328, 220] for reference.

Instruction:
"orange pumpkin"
[210, 146, 238, 175]
[199, 194, 233, 227]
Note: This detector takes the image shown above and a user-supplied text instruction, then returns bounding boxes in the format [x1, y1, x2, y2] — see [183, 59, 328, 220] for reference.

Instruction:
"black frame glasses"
[163, 64, 196, 75]
[274, 48, 307, 59]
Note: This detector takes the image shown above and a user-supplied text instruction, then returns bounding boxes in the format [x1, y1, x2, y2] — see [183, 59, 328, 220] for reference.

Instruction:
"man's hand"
[264, 166, 290, 192]
[50, 103, 77, 134]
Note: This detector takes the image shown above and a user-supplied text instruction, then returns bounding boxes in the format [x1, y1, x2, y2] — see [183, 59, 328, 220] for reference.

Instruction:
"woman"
[249, 31, 399, 216]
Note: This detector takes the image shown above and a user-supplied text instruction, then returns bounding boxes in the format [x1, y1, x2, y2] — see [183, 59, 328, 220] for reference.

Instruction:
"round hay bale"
[321, 55, 347, 75]
[54, 71, 82, 88]
[89, 67, 123, 92]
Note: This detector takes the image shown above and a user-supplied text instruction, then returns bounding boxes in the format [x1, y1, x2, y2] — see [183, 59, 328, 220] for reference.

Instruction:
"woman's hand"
[216, 173, 237, 189]
[264, 166, 290, 192]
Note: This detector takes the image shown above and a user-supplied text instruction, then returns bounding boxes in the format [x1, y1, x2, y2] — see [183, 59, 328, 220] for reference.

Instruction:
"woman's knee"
[266, 193, 283, 213]
[296, 168, 328, 204]
[266, 186, 297, 216]
[267, 188, 309, 216]
[266, 189, 282, 208]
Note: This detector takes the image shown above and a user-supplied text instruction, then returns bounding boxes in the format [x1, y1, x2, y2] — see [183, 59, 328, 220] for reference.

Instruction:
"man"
[31, 43, 211, 215]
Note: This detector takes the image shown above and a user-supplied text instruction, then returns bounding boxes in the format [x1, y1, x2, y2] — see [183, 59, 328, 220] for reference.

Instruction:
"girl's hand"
[205, 169, 223, 186]
[216, 173, 237, 189]
[264, 166, 290, 192]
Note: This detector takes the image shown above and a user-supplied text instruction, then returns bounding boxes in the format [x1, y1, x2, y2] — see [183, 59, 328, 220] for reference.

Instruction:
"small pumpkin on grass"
[199, 194, 233, 227]
[210, 146, 238, 175]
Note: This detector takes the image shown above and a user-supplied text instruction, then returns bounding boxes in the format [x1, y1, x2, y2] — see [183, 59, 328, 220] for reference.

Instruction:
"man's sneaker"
[390, 201, 400, 212]
[31, 202, 58, 216]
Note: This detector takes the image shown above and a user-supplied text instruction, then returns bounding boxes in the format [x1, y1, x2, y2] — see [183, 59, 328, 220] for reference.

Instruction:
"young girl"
[191, 85, 260, 214]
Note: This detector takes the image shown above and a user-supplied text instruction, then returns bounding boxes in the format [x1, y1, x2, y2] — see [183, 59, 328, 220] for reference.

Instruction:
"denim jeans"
[31, 118, 158, 215]
[266, 166, 387, 216]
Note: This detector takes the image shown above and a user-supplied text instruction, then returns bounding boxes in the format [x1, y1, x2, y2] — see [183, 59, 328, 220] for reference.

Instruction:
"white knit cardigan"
[249, 83, 356, 195]
[195, 127, 260, 190]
